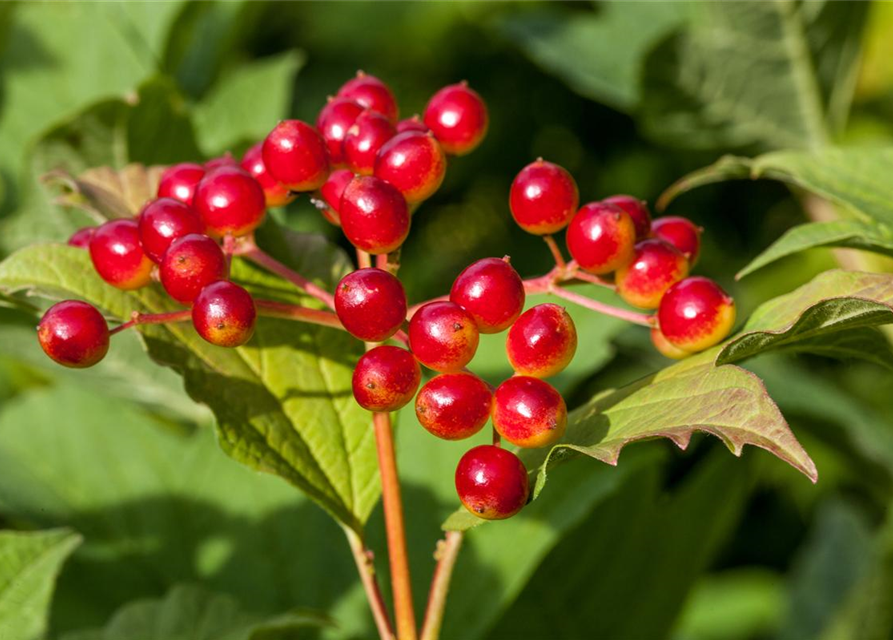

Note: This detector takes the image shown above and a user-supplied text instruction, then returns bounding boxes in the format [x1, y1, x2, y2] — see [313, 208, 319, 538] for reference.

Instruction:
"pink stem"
[241, 244, 336, 309]
[548, 285, 654, 326]
[255, 300, 345, 330]
[110, 310, 192, 335]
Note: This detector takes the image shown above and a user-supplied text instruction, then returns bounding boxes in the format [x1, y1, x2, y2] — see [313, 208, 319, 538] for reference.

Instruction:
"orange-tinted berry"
[650, 327, 692, 360]
[374, 131, 446, 204]
[193, 166, 266, 237]
[449, 257, 525, 334]
[192, 280, 256, 347]
[338, 72, 399, 123]
[159, 234, 227, 304]
[652, 216, 702, 266]
[335, 268, 407, 342]
[506, 304, 577, 378]
[408, 301, 479, 373]
[615, 239, 689, 309]
[456, 445, 529, 520]
[241, 142, 296, 208]
[509, 160, 579, 235]
[602, 194, 651, 240]
[658, 277, 736, 353]
[89, 219, 154, 290]
[415, 372, 492, 440]
[339, 176, 410, 254]
[263, 120, 330, 191]
[352, 345, 421, 412]
[492, 376, 567, 448]
[423, 82, 488, 156]
[566, 201, 636, 274]
[37, 300, 109, 368]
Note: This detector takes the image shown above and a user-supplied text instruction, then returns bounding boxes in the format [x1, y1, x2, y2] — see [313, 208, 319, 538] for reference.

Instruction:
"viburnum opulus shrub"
[7, 69, 893, 640]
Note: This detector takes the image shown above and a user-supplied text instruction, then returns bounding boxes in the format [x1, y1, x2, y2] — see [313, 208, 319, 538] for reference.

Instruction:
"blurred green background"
[1, 2, 893, 639]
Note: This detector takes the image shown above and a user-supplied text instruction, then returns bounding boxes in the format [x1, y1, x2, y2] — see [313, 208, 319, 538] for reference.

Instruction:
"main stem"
[373, 411, 418, 640]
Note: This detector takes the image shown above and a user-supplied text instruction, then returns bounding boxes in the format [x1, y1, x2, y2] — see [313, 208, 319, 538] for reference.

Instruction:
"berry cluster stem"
[420, 531, 464, 640]
[373, 410, 418, 640]
[254, 300, 345, 329]
[548, 285, 654, 326]
[239, 240, 337, 309]
[109, 309, 193, 335]
[345, 527, 397, 640]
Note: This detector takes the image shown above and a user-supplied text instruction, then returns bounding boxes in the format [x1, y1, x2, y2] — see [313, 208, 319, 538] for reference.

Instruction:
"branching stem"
[239, 240, 336, 309]
[420, 531, 464, 640]
[345, 527, 396, 640]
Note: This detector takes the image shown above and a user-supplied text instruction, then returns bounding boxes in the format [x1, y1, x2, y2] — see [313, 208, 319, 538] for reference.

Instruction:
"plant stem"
[420, 532, 464, 640]
[549, 285, 654, 326]
[358, 249, 373, 270]
[345, 527, 397, 640]
[240, 243, 336, 309]
[373, 411, 418, 640]
[254, 300, 345, 329]
[109, 310, 192, 335]
[543, 234, 567, 272]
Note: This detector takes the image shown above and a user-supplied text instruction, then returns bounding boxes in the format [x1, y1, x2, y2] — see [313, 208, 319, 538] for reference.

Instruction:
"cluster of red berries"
[339, 257, 574, 520]
[509, 159, 736, 358]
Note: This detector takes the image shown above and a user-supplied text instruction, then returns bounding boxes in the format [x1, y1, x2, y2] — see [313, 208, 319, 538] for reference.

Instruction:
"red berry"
[344, 111, 397, 175]
[397, 116, 429, 134]
[157, 162, 205, 206]
[316, 97, 364, 166]
[509, 160, 579, 235]
[339, 176, 410, 254]
[241, 142, 296, 208]
[415, 372, 492, 440]
[456, 445, 528, 520]
[89, 219, 154, 290]
[262, 120, 330, 191]
[335, 268, 407, 342]
[192, 280, 256, 347]
[159, 234, 228, 304]
[566, 202, 636, 274]
[68, 227, 94, 249]
[193, 166, 266, 237]
[650, 327, 691, 360]
[37, 300, 109, 368]
[318, 168, 354, 226]
[408, 301, 479, 373]
[352, 345, 421, 412]
[602, 194, 651, 240]
[652, 216, 702, 266]
[506, 304, 577, 379]
[424, 82, 488, 156]
[449, 257, 525, 334]
[492, 376, 567, 448]
[657, 277, 736, 353]
[374, 131, 446, 204]
[615, 239, 689, 310]
[137, 197, 204, 264]
[205, 153, 238, 171]
[338, 72, 399, 123]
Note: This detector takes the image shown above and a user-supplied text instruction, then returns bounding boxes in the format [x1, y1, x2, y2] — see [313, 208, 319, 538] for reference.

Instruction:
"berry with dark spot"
[352, 345, 421, 411]
[566, 201, 636, 274]
[449, 257, 525, 334]
[506, 304, 577, 378]
[455, 445, 529, 520]
[138, 197, 204, 263]
[408, 301, 479, 372]
[374, 131, 446, 204]
[37, 300, 109, 368]
[492, 376, 567, 448]
[192, 280, 256, 347]
[160, 234, 228, 304]
[89, 219, 154, 290]
[415, 372, 492, 440]
[339, 176, 410, 254]
[335, 268, 407, 342]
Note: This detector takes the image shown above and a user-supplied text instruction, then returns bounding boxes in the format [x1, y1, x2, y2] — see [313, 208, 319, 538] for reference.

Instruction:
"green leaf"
[737, 220, 893, 279]
[659, 149, 893, 227]
[445, 348, 816, 531]
[497, 3, 691, 111]
[59, 585, 330, 640]
[193, 51, 305, 156]
[0, 529, 81, 640]
[640, 1, 867, 150]
[0, 239, 377, 532]
[718, 270, 893, 367]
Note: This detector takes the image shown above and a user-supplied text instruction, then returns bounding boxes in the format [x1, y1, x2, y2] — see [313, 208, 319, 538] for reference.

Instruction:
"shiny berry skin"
[192, 280, 256, 347]
[456, 445, 529, 520]
[339, 176, 410, 254]
[615, 239, 690, 310]
[602, 194, 651, 240]
[241, 142, 296, 208]
[352, 345, 421, 412]
[67, 227, 94, 249]
[424, 82, 488, 156]
[492, 376, 567, 448]
[415, 372, 492, 440]
[137, 197, 204, 263]
[335, 268, 407, 342]
[318, 168, 354, 226]
[338, 72, 399, 123]
[316, 97, 364, 166]
[262, 120, 330, 191]
[159, 234, 228, 304]
[37, 300, 109, 368]
[193, 166, 266, 238]
[652, 216, 702, 266]
[374, 131, 446, 204]
[205, 153, 238, 171]
[89, 219, 154, 290]
[506, 304, 577, 379]
[658, 277, 736, 353]
[408, 301, 479, 373]
[449, 257, 525, 334]
[397, 115, 429, 134]
[157, 162, 205, 206]
[344, 111, 397, 176]
[566, 202, 636, 274]
[650, 327, 691, 360]
[509, 160, 579, 235]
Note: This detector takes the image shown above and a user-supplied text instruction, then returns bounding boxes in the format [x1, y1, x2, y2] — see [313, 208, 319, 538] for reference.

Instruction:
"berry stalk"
[239, 240, 337, 309]
[420, 531, 464, 640]
[109, 309, 193, 335]
[345, 527, 397, 640]
[254, 300, 345, 329]
[548, 285, 654, 327]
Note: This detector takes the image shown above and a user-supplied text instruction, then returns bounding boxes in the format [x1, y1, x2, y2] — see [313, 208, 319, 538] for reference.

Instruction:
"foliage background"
[1, 2, 892, 639]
